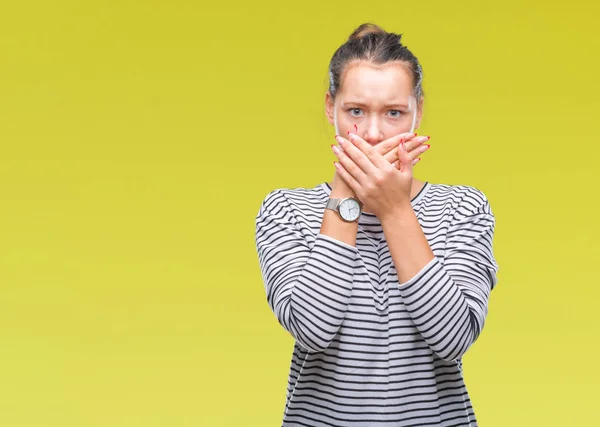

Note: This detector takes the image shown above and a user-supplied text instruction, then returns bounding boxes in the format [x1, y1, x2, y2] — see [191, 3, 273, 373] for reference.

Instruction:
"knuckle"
[365, 181, 377, 194]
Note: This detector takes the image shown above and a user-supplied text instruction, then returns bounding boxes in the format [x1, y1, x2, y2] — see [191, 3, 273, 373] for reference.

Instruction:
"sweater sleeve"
[397, 193, 499, 362]
[254, 190, 360, 353]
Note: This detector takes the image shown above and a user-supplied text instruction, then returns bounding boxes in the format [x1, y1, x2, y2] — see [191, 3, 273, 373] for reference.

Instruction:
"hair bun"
[348, 23, 388, 41]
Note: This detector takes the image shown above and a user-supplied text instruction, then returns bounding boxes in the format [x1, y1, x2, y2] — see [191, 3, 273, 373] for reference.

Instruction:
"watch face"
[338, 198, 361, 221]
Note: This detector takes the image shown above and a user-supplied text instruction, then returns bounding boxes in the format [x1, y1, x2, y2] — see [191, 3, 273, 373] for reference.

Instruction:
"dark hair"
[328, 23, 424, 102]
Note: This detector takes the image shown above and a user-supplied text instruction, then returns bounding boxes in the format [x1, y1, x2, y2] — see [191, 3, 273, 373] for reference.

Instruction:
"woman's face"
[325, 60, 423, 146]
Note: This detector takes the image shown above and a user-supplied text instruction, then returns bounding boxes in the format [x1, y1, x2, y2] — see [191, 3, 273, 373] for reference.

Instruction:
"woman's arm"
[381, 191, 499, 361]
[320, 171, 360, 247]
[255, 188, 359, 353]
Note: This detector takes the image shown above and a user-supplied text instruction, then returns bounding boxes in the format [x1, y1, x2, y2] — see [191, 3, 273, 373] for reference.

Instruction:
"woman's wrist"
[330, 172, 356, 198]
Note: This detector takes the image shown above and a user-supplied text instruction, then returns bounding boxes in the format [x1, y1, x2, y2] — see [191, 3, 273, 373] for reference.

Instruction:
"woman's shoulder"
[257, 182, 326, 215]
[425, 181, 493, 218]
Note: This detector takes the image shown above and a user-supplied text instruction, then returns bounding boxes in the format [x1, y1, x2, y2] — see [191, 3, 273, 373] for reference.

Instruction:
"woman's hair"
[328, 23, 424, 102]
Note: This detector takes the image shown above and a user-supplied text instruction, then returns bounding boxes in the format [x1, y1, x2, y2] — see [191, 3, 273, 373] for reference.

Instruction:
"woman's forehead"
[340, 62, 413, 103]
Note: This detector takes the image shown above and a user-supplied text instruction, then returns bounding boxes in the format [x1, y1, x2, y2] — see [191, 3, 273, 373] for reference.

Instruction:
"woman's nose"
[364, 123, 384, 145]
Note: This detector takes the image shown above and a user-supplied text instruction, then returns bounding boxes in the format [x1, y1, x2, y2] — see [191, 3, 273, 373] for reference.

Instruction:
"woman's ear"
[325, 92, 335, 126]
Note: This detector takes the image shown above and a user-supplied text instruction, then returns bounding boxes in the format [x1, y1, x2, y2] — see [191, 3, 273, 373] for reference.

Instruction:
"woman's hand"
[331, 132, 429, 195]
[390, 135, 430, 170]
[331, 132, 430, 220]
[374, 132, 430, 170]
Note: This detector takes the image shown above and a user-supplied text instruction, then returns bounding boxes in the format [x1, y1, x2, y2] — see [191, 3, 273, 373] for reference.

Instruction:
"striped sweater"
[254, 180, 499, 426]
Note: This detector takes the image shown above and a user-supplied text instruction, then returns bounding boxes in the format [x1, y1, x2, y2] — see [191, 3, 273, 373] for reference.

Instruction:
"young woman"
[255, 23, 499, 427]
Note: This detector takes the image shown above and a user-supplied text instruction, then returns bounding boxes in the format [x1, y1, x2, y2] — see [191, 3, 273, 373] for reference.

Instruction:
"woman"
[255, 23, 499, 427]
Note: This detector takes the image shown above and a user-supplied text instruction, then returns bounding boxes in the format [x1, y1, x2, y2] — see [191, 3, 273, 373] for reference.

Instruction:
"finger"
[394, 157, 421, 170]
[333, 137, 369, 184]
[383, 135, 429, 160]
[397, 141, 415, 174]
[375, 132, 418, 157]
[404, 135, 430, 153]
[342, 133, 383, 174]
[348, 132, 398, 174]
[385, 139, 430, 164]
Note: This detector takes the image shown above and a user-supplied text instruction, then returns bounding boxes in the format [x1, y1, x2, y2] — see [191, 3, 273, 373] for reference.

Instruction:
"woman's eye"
[347, 108, 404, 117]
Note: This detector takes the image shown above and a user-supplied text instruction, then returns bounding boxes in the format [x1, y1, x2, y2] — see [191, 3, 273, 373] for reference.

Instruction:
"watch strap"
[325, 198, 341, 210]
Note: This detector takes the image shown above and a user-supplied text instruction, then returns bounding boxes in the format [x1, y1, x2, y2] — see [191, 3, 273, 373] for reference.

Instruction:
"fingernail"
[347, 132, 355, 141]
[425, 144, 430, 149]
[426, 135, 431, 140]
[335, 135, 345, 145]
[331, 144, 340, 154]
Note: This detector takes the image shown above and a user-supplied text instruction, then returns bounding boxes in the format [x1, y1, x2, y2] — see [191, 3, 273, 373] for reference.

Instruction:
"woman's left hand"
[333, 132, 415, 220]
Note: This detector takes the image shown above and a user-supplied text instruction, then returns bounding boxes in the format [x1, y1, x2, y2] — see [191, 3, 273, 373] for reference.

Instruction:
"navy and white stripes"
[255, 181, 499, 426]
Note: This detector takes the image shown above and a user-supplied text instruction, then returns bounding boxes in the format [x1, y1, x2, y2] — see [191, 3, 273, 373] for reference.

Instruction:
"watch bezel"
[337, 197, 362, 222]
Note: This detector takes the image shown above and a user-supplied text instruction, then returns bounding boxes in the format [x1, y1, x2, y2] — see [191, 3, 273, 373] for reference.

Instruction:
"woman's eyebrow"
[342, 101, 409, 109]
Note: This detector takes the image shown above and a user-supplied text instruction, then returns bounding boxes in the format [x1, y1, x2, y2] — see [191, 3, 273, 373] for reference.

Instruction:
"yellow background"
[1, 1, 598, 426]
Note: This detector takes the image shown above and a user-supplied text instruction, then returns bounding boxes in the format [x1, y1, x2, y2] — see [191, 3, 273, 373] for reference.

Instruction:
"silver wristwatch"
[325, 197, 363, 222]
